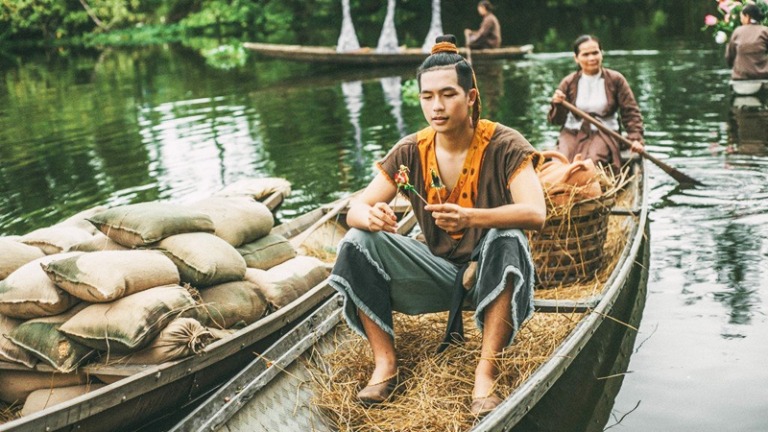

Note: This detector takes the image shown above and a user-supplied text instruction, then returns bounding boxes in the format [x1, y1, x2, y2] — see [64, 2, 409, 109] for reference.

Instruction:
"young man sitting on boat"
[328, 34, 546, 416]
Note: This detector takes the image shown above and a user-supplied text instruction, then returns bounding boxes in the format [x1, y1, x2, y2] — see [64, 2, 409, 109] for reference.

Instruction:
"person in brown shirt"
[328, 34, 545, 416]
[549, 35, 645, 172]
[726, 4, 768, 80]
[464, 1, 501, 49]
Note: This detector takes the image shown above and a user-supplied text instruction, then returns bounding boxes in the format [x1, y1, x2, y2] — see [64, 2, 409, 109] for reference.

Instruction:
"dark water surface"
[2, 46, 768, 431]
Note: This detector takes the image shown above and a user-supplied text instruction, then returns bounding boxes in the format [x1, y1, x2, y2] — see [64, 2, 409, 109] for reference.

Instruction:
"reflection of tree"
[711, 222, 761, 325]
[474, 62, 505, 120]
[0, 51, 154, 234]
[380, 76, 407, 138]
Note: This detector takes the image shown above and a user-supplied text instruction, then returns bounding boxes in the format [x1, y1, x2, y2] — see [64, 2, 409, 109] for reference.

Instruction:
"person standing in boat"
[328, 35, 545, 416]
[549, 35, 645, 173]
[726, 4, 768, 80]
[464, 1, 502, 49]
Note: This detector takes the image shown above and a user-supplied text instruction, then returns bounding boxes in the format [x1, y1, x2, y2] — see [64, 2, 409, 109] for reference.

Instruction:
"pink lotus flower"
[705, 14, 718, 26]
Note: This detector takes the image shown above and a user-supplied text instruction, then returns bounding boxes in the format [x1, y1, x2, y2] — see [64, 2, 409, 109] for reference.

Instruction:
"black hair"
[479, 1, 494, 12]
[742, 4, 764, 22]
[417, 34, 480, 126]
[417, 35, 474, 94]
[573, 34, 602, 55]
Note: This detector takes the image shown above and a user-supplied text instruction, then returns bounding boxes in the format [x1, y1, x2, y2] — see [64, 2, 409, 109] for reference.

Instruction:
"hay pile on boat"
[309, 310, 583, 431]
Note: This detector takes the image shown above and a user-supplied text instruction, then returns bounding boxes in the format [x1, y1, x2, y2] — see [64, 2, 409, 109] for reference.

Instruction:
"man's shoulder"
[490, 123, 528, 143]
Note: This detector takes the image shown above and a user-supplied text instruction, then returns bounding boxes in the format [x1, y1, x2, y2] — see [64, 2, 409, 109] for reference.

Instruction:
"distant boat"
[243, 42, 534, 65]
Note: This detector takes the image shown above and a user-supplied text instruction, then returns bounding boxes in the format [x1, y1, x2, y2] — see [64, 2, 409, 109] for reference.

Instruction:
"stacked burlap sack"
[0, 178, 330, 414]
[530, 151, 617, 288]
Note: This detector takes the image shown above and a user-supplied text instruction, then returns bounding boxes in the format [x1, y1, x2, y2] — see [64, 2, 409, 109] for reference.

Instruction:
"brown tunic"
[726, 24, 768, 80]
[547, 68, 644, 171]
[469, 13, 501, 49]
[377, 120, 539, 264]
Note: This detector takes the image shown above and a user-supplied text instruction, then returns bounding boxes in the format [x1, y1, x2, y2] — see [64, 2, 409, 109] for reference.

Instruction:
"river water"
[1, 46, 767, 431]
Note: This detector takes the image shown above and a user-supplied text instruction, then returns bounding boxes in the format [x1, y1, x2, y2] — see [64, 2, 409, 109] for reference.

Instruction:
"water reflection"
[727, 95, 768, 156]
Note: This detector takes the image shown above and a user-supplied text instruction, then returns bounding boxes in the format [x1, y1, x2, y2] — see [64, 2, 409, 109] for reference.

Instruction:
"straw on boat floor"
[0, 402, 20, 425]
[307, 310, 582, 432]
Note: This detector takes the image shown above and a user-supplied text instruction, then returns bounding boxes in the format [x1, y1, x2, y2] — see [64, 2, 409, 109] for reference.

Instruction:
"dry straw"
[299, 165, 637, 430]
[0, 402, 20, 425]
[307, 311, 583, 432]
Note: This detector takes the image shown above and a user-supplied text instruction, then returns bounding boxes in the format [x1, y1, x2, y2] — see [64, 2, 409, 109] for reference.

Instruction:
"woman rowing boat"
[548, 35, 645, 172]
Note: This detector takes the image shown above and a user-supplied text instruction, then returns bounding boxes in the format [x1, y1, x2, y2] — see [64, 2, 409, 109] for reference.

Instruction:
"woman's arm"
[615, 74, 644, 143]
[548, 75, 575, 125]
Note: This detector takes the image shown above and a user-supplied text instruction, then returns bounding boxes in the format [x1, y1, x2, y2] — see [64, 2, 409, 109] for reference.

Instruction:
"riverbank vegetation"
[1, 0, 714, 53]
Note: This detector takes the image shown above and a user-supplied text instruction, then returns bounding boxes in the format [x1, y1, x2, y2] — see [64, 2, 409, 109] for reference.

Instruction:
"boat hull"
[243, 42, 534, 65]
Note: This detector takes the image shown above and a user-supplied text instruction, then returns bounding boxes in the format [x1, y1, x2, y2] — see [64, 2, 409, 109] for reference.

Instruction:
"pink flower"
[718, 1, 734, 13]
[705, 14, 718, 26]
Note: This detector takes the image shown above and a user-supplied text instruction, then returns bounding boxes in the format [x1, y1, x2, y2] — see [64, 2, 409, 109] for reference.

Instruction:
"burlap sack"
[244, 256, 330, 309]
[193, 197, 274, 247]
[0, 314, 37, 368]
[59, 285, 196, 355]
[18, 226, 93, 255]
[68, 232, 130, 252]
[42, 250, 180, 303]
[0, 253, 81, 319]
[21, 383, 106, 416]
[8, 304, 94, 373]
[112, 317, 213, 364]
[54, 206, 108, 235]
[156, 233, 246, 287]
[0, 370, 88, 404]
[197, 281, 269, 329]
[237, 234, 296, 270]
[0, 238, 46, 280]
[214, 177, 291, 201]
[86, 202, 215, 247]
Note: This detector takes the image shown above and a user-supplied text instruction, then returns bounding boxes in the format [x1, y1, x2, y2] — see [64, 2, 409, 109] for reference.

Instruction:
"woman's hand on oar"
[559, 100, 705, 187]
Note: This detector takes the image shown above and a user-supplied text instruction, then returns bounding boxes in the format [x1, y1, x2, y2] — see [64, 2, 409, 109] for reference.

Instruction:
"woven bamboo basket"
[529, 190, 616, 289]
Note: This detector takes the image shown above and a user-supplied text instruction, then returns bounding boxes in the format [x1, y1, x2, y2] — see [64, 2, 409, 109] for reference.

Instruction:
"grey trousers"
[328, 228, 535, 346]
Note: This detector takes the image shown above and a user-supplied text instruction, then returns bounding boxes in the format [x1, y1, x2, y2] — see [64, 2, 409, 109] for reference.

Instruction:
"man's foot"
[357, 370, 398, 406]
[470, 393, 503, 416]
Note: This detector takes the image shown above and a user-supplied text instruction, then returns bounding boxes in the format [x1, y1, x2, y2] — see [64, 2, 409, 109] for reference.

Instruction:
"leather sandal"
[357, 371, 398, 406]
[470, 393, 503, 416]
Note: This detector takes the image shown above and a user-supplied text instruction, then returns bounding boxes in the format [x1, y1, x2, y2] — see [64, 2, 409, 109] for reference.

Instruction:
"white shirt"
[564, 72, 619, 132]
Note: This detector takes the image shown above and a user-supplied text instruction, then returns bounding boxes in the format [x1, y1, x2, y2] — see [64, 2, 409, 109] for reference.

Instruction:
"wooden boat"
[0, 189, 365, 432]
[243, 42, 534, 65]
[730, 79, 768, 96]
[169, 157, 651, 432]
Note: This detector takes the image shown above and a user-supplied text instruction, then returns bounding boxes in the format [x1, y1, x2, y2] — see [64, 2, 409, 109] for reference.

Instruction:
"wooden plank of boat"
[0, 191, 356, 432]
[730, 79, 768, 96]
[242, 42, 534, 65]
[169, 158, 650, 432]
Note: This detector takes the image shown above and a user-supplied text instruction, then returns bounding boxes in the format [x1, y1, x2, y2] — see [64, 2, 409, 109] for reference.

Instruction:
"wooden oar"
[290, 196, 353, 248]
[560, 100, 704, 187]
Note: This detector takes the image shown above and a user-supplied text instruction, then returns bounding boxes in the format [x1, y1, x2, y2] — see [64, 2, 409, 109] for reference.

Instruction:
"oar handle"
[559, 100, 704, 186]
